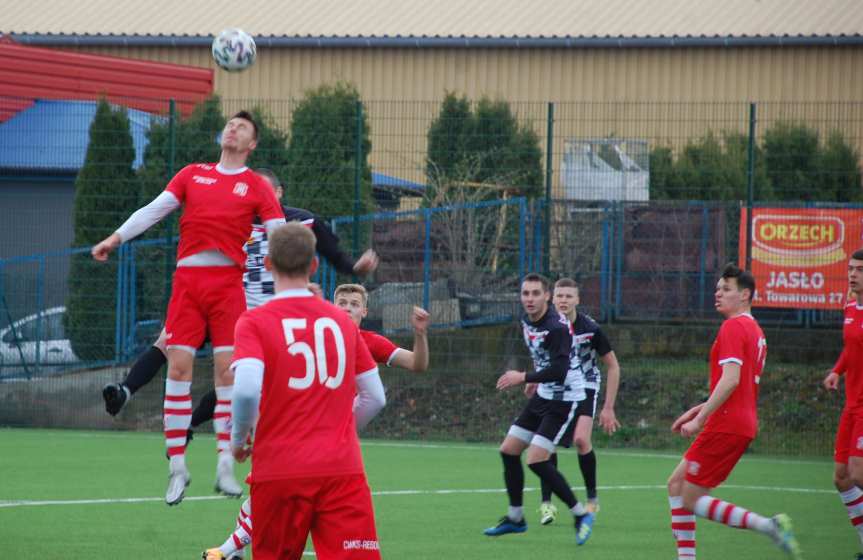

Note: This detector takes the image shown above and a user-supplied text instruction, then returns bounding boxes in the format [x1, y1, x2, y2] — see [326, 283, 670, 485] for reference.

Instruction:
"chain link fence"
[1, 95, 861, 455]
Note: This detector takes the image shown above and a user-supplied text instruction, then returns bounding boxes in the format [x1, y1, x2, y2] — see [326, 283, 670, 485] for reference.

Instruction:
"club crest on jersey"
[687, 461, 701, 476]
[233, 182, 249, 197]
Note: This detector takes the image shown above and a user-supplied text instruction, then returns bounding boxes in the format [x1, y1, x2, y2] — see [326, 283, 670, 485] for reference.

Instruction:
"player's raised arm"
[390, 306, 430, 372]
[91, 191, 181, 261]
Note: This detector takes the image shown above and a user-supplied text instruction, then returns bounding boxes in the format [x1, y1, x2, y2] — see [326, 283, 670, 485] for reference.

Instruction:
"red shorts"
[251, 474, 380, 560]
[684, 431, 752, 488]
[164, 266, 245, 351]
[834, 408, 863, 464]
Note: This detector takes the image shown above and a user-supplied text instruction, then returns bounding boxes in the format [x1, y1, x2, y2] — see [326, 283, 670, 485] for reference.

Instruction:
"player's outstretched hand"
[523, 383, 537, 398]
[232, 443, 252, 463]
[823, 371, 840, 391]
[599, 407, 621, 435]
[679, 417, 704, 438]
[671, 404, 702, 434]
[91, 233, 121, 262]
[411, 306, 430, 334]
[353, 249, 380, 276]
[497, 370, 526, 390]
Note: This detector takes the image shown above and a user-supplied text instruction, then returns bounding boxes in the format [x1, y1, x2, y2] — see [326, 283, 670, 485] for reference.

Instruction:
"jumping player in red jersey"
[91, 111, 285, 505]
[229, 223, 383, 560]
[666, 263, 800, 560]
[203, 283, 428, 560]
[825, 249, 863, 560]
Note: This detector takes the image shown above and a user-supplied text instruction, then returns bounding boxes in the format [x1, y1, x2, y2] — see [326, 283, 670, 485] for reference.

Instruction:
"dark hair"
[522, 272, 551, 293]
[230, 110, 258, 139]
[852, 249, 863, 261]
[255, 167, 281, 188]
[721, 263, 756, 302]
[555, 277, 578, 290]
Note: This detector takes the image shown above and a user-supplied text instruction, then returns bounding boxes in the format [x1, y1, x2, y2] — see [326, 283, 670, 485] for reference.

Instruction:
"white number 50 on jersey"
[282, 318, 346, 390]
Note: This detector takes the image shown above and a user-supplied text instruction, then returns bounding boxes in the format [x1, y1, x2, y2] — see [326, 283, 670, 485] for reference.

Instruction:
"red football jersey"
[703, 313, 767, 439]
[166, 164, 284, 268]
[833, 303, 863, 414]
[361, 329, 400, 366]
[232, 290, 378, 482]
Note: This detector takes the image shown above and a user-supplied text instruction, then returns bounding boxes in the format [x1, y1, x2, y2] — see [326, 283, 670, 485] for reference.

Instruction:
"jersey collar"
[273, 289, 314, 299]
[216, 163, 249, 175]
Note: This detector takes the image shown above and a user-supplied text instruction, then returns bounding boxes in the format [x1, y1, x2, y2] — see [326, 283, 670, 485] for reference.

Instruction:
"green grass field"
[0, 428, 854, 559]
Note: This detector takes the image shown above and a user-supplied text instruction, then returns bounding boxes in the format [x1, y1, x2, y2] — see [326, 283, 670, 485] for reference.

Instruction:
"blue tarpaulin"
[0, 99, 158, 172]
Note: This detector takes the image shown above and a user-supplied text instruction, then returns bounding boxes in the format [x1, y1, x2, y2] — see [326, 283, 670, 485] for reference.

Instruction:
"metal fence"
[0, 96, 860, 455]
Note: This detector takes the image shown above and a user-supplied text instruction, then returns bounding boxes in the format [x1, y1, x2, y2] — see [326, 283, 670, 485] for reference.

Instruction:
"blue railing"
[14, 197, 843, 378]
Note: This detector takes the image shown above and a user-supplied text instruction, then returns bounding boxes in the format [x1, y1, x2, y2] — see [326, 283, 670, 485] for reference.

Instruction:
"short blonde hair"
[268, 222, 316, 277]
[334, 283, 368, 306]
[555, 277, 579, 290]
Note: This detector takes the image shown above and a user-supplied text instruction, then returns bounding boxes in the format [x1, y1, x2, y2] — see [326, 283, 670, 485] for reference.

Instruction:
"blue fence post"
[614, 201, 624, 321]
[533, 200, 544, 272]
[600, 206, 610, 322]
[34, 255, 46, 372]
[114, 244, 127, 364]
[128, 243, 139, 361]
[698, 204, 710, 315]
[518, 197, 526, 280]
[423, 207, 432, 311]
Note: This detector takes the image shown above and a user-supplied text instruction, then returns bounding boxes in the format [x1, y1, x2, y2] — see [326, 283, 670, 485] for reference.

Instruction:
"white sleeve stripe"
[356, 366, 381, 380]
[231, 357, 265, 371]
[115, 191, 180, 243]
[385, 348, 401, 367]
[718, 357, 743, 366]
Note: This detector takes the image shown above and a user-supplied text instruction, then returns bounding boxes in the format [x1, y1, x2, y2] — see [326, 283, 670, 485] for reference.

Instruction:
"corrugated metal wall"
[58, 45, 863, 195]
[65, 45, 863, 102]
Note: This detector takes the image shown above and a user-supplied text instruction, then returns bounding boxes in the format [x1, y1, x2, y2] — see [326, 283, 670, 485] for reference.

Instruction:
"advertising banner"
[739, 208, 863, 309]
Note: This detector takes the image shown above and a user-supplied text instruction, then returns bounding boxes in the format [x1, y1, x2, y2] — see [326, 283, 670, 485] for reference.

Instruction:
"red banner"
[739, 208, 863, 309]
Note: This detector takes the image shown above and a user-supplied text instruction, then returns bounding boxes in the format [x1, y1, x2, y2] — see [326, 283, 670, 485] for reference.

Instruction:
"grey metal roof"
[4, 0, 862, 48]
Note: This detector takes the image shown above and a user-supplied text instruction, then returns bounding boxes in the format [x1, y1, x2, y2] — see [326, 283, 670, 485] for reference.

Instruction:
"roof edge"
[8, 33, 863, 48]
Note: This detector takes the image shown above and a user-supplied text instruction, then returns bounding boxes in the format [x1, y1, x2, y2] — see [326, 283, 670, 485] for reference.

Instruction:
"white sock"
[164, 379, 192, 465]
[508, 506, 524, 521]
[214, 385, 233, 455]
[693, 495, 771, 533]
[839, 486, 863, 546]
[571, 502, 587, 516]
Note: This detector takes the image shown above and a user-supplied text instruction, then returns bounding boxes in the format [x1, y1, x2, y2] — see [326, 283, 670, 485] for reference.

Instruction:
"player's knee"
[574, 436, 591, 453]
[681, 491, 699, 512]
[667, 472, 684, 494]
[850, 469, 863, 489]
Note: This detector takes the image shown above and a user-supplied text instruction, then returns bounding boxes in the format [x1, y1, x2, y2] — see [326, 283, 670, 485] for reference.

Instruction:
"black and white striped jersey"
[243, 206, 357, 309]
[521, 307, 585, 402]
[570, 312, 613, 391]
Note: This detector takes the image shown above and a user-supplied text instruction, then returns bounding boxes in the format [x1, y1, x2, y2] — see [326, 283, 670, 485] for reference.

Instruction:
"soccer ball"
[212, 28, 257, 72]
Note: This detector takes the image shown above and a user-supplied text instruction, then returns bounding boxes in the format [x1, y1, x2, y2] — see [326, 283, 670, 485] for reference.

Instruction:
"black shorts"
[574, 388, 598, 419]
[509, 394, 580, 451]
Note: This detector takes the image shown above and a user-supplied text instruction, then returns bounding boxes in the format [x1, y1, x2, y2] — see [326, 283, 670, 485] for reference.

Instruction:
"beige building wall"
[62, 45, 863, 197]
[68, 45, 863, 102]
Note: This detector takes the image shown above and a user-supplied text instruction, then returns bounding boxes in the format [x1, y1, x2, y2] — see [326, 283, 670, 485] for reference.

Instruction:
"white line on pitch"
[0, 483, 834, 509]
[13, 430, 833, 465]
